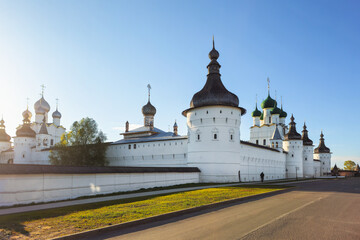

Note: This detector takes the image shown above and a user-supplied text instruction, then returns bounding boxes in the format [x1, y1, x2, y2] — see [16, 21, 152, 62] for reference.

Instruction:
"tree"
[344, 160, 356, 170]
[50, 117, 108, 166]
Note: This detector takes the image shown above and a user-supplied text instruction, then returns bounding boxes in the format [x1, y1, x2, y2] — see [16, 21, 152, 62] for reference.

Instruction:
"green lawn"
[0, 185, 285, 240]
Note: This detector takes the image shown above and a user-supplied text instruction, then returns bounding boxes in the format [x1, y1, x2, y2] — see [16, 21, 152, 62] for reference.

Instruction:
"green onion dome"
[251, 105, 261, 117]
[279, 105, 287, 118]
[261, 94, 277, 109]
[271, 103, 281, 115]
[260, 112, 264, 120]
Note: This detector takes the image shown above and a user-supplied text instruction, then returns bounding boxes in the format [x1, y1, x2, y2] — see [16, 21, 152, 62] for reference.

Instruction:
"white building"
[0, 93, 66, 164]
[1, 40, 332, 182]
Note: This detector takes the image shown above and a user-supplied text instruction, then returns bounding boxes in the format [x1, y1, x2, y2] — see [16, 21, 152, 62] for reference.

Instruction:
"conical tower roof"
[284, 114, 301, 140]
[314, 131, 330, 153]
[183, 38, 246, 116]
[301, 123, 313, 146]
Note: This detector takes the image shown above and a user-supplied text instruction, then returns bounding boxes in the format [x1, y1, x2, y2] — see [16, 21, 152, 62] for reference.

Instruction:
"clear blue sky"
[0, 0, 359, 167]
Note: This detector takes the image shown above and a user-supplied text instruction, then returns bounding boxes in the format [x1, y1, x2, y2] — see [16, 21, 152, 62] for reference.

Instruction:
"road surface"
[85, 178, 360, 240]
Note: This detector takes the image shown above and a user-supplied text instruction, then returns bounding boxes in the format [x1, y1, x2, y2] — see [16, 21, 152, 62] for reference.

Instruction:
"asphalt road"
[86, 178, 360, 240]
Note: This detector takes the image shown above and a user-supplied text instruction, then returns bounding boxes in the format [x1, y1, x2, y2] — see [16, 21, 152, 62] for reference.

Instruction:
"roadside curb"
[51, 187, 292, 240]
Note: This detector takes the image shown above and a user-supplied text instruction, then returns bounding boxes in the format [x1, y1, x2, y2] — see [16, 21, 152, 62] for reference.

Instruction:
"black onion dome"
[0, 119, 11, 142]
[301, 123, 313, 146]
[142, 101, 156, 116]
[184, 40, 245, 116]
[252, 104, 262, 117]
[314, 131, 330, 153]
[284, 114, 301, 140]
[279, 105, 287, 118]
[271, 103, 281, 115]
[16, 114, 36, 138]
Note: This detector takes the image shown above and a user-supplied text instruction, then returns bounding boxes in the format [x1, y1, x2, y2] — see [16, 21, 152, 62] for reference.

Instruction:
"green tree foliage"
[344, 160, 356, 170]
[50, 117, 108, 166]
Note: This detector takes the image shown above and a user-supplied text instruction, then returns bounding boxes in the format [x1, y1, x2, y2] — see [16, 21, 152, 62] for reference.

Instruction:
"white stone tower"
[313, 131, 331, 176]
[301, 123, 314, 178]
[182, 39, 246, 182]
[14, 111, 36, 164]
[36, 117, 50, 151]
[283, 115, 303, 178]
[270, 125, 283, 152]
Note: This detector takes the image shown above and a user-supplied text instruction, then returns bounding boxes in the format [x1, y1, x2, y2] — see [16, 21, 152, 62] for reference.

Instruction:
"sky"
[0, 0, 359, 168]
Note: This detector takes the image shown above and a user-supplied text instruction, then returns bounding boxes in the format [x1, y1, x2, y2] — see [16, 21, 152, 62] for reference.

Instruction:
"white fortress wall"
[0, 165, 200, 207]
[107, 139, 188, 167]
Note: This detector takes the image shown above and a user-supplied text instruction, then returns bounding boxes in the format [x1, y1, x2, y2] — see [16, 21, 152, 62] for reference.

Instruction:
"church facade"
[1, 41, 332, 183]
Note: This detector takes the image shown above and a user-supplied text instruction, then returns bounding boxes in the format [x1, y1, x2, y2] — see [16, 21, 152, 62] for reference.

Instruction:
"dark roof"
[314, 159, 320, 162]
[284, 114, 301, 140]
[183, 40, 246, 116]
[271, 126, 282, 140]
[39, 118, 48, 135]
[240, 140, 281, 152]
[301, 123, 313, 146]
[0, 164, 200, 175]
[314, 131, 330, 153]
[16, 123, 36, 138]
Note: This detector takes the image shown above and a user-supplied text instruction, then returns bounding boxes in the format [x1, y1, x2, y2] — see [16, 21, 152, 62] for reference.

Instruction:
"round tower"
[313, 131, 331, 176]
[14, 112, 36, 164]
[301, 123, 314, 178]
[182, 39, 246, 182]
[283, 115, 303, 178]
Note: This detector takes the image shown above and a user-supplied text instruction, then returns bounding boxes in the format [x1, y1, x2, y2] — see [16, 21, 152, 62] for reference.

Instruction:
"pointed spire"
[212, 35, 215, 49]
[302, 122, 313, 145]
[147, 84, 151, 102]
[271, 124, 283, 140]
[39, 116, 48, 135]
[314, 131, 330, 153]
[40, 84, 46, 97]
[284, 114, 301, 140]
[267, 77, 270, 95]
[173, 120, 178, 135]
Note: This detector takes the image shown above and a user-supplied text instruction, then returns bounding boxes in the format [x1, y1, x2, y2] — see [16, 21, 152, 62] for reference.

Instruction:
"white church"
[0, 41, 332, 183]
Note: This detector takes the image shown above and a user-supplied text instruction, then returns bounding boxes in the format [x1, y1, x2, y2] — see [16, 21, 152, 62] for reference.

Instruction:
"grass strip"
[0, 185, 284, 240]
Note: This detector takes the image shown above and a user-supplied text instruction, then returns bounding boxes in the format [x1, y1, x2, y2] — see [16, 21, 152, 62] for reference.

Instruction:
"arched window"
[197, 134, 200, 140]
[214, 134, 217, 140]
[213, 117, 215, 123]
[276, 142, 278, 148]
[256, 140, 259, 145]
[271, 142, 274, 148]
[263, 139, 266, 145]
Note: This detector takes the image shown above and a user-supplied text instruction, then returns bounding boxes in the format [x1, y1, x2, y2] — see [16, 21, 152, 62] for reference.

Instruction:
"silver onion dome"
[142, 101, 156, 116]
[34, 96, 50, 114]
[52, 109, 62, 119]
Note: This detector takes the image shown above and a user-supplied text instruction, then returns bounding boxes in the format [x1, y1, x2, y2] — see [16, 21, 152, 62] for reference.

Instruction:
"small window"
[292, 154, 294, 157]
[269, 117, 271, 123]
[128, 145, 131, 149]
[231, 111, 233, 114]
[220, 110, 222, 113]
[213, 117, 215, 123]
[305, 157, 307, 161]
[271, 142, 274, 148]
[206, 111, 208, 114]
[256, 140, 259, 145]
[276, 142, 279, 148]
[51, 139, 54, 146]
[230, 135, 233, 140]
[214, 134, 217, 140]
[226, 118, 228, 123]
[200, 118, 203, 123]
[263, 139, 266, 145]
[197, 135, 200, 140]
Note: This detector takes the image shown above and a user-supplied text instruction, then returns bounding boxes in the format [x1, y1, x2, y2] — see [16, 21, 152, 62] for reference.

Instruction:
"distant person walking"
[260, 172, 265, 182]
